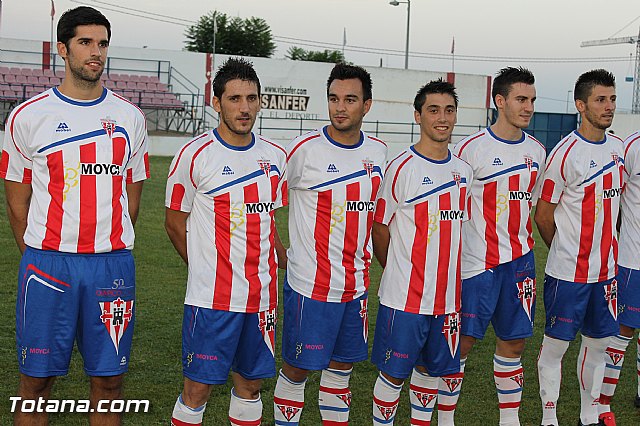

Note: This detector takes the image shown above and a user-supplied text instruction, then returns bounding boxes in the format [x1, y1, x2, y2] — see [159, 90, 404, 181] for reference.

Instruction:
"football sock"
[228, 388, 262, 426]
[318, 367, 352, 425]
[637, 336, 640, 397]
[274, 369, 306, 425]
[537, 335, 569, 426]
[437, 357, 465, 426]
[171, 393, 206, 426]
[409, 368, 438, 426]
[373, 372, 402, 425]
[577, 334, 608, 425]
[599, 334, 631, 414]
[494, 354, 523, 426]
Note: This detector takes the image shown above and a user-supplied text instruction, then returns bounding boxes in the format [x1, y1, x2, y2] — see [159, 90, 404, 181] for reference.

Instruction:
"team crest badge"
[359, 299, 369, 343]
[362, 159, 375, 177]
[335, 391, 352, 407]
[611, 153, 621, 166]
[276, 404, 300, 421]
[606, 348, 624, 366]
[99, 297, 134, 354]
[524, 155, 534, 171]
[604, 279, 618, 320]
[443, 375, 463, 393]
[451, 171, 461, 187]
[258, 308, 277, 356]
[375, 403, 397, 421]
[517, 277, 536, 321]
[257, 159, 272, 177]
[510, 371, 525, 388]
[442, 312, 461, 357]
[412, 390, 437, 408]
[100, 119, 117, 139]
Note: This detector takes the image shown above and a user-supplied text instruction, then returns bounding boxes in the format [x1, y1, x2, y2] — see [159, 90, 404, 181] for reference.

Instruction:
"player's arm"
[274, 227, 287, 269]
[4, 180, 32, 254]
[126, 181, 144, 226]
[372, 221, 390, 268]
[534, 198, 557, 248]
[165, 208, 189, 264]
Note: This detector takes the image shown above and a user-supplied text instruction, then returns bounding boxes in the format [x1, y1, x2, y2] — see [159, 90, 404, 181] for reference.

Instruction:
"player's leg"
[371, 305, 429, 425]
[229, 308, 277, 426]
[275, 279, 344, 424]
[320, 292, 369, 425]
[14, 248, 80, 425]
[438, 269, 499, 426]
[491, 251, 536, 426]
[579, 278, 620, 425]
[171, 306, 243, 426]
[538, 275, 588, 426]
[89, 375, 124, 426]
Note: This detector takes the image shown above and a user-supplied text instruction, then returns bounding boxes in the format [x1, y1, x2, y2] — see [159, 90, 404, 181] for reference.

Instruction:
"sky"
[1, 0, 640, 113]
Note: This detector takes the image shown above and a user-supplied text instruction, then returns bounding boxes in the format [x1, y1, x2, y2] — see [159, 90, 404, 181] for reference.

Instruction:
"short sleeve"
[539, 148, 565, 204]
[530, 148, 547, 206]
[165, 143, 199, 212]
[125, 111, 150, 184]
[374, 157, 405, 225]
[0, 111, 33, 183]
[274, 150, 288, 208]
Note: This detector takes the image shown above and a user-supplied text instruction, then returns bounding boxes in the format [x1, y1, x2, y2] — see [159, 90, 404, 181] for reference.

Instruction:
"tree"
[185, 11, 276, 58]
[286, 47, 346, 63]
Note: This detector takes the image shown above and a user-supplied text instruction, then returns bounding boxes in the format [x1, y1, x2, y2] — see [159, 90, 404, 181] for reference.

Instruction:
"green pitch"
[0, 155, 638, 424]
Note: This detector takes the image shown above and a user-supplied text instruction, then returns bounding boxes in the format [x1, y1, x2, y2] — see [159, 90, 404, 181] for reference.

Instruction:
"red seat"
[149, 76, 160, 84]
[115, 81, 127, 90]
[139, 75, 150, 83]
[27, 76, 39, 84]
[38, 76, 50, 85]
[16, 75, 27, 84]
[104, 80, 116, 90]
[146, 83, 157, 91]
[54, 70, 65, 79]
[43, 69, 55, 77]
[136, 82, 147, 90]
[129, 75, 141, 82]
[4, 74, 16, 83]
[50, 77, 61, 86]
[126, 81, 138, 90]
[32, 69, 44, 77]
[20, 68, 33, 76]
[0, 66, 10, 74]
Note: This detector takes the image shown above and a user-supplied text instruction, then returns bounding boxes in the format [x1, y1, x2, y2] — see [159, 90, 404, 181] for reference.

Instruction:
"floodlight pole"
[389, 0, 411, 69]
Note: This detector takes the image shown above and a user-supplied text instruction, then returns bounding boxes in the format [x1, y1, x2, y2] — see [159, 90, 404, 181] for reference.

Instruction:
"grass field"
[1, 155, 639, 425]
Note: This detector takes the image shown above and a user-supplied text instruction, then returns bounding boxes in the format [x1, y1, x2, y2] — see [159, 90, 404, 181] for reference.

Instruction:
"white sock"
[171, 393, 206, 426]
[537, 335, 569, 426]
[409, 368, 438, 425]
[637, 336, 640, 397]
[577, 334, 609, 425]
[373, 372, 403, 426]
[494, 354, 523, 426]
[437, 357, 466, 426]
[599, 335, 631, 414]
[318, 367, 352, 425]
[273, 369, 306, 425]
[228, 388, 262, 426]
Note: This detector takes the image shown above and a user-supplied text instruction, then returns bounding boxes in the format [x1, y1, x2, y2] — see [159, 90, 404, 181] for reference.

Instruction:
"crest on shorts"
[375, 403, 397, 421]
[510, 371, 525, 388]
[363, 159, 375, 177]
[451, 171, 462, 187]
[359, 299, 369, 343]
[604, 279, 618, 320]
[100, 119, 117, 139]
[257, 159, 271, 177]
[606, 348, 624, 366]
[443, 375, 463, 393]
[516, 277, 536, 321]
[442, 312, 461, 358]
[412, 389, 437, 408]
[524, 155, 534, 171]
[258, 308, 277, 356]
[99, 297, 134, 354]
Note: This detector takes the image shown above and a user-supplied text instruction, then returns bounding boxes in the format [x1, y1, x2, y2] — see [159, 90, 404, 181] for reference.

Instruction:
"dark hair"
[212, 57, 261, 98]
[574, 69, 615, 102]
[491, 67, 535, 106]
[326, 63, 372, 101]
[57, 6, 111, 46]
[414, 78, 458, 112]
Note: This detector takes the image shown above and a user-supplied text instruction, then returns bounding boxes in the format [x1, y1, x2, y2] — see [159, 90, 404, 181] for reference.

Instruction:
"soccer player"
[445, 67, 546, 426]
[370, 79, 471, 425]
[596, 129, 640, 425]
[166, 58, 286, 426]
[535, 69, 622, 426]
[0, 7, 149, 425]
[273, 63, 387, 425]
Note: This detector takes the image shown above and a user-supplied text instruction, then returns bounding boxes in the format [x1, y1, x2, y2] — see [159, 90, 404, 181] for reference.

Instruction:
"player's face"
[578, 85, 616, 131]
[58, 24, 109, 85]
[498, 83, 536, 129]
[327, 78, 372, 133]
[414, 93, 457, 143]
[213, 79, 260, 136]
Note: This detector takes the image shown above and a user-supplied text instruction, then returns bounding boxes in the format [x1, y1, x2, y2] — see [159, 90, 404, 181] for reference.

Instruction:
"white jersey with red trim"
[374, 147, 472, 315]
[165, 129, 287, 313]
[540, 130, 624, 283]
[452, 127, 546, 279]
[616, 131, 640, 270]
[0, 87, 149, 254]
[286, 126, 387, 303]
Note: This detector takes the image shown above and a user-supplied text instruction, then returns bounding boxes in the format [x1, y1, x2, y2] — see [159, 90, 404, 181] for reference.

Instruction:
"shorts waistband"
[25, 246, 132, 258]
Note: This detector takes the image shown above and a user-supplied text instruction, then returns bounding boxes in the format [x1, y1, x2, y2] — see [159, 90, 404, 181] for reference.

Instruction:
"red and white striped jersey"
[165, 129, 287, 313]
[286, 126, 387, 303]
[540, 130, 624, 283]
[0, 87, 149, 253]
[374, 147, 473, 315]
[453, 128, 546, 278]
[616, 131, 640, 270]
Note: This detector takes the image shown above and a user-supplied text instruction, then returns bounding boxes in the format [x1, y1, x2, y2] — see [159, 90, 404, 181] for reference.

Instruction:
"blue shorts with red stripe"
[371, 304, 461, 378]
[460, 251, 536, 340]
[281, 278, 369, 370]
[543, 275, 619, 340]
[16, 247, 135, 377]
[182, 305, 277, 384]
[618, 266, 640, 328]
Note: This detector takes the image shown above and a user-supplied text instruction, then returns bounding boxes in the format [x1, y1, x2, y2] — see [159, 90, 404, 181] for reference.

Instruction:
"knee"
[234, 379, 262, 400]
[281, 363, 309, 383]
[90, 375, 124, 398]
[18, 375, 55, 398]
[460, 335, 476, 358]
[496, 338, 526, 358]
[182, 380, 212, 407]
